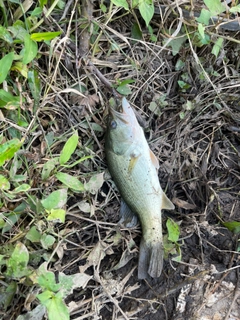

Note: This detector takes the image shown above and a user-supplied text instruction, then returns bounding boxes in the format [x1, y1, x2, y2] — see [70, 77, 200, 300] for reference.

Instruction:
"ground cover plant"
[0, 0, 240, 319]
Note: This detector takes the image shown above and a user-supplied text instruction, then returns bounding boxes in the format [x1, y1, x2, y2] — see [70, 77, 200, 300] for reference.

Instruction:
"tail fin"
[138, 238, 164, 279]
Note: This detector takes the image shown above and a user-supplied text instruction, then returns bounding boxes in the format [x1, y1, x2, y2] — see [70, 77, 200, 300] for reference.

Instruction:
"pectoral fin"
[119, 200, 139, 228]
[161, 192, 175, 210]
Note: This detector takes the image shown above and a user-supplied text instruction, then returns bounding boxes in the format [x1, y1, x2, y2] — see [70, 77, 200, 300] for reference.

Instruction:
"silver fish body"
[105, 98, 174, 279]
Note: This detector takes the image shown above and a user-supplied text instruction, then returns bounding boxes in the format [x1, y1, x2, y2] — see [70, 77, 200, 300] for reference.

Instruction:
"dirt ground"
[35, 1, 240, 319]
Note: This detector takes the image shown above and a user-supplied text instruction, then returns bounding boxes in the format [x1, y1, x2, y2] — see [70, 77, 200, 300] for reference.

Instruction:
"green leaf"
[131, 22, 142, 40]
[14, 202, 28, 213]
[30, 7, 43, 16]
[148, 25, 157, 42]
[0, 211, 15, 234]
[117, 79, 135, 85]
[31, 31, 62, 42]
[61, 155, 92, 169]
[132, 0, 138, 8]
[6, 242, 30, 278]
[55, 172, 85, 192]
[178, 80, 191, 90]
[0, 175, 10, 190]
[164, 34, 187, 56]
[28, 69, 41, 110]
[0, 90, 21, 109]
[0, 138, 22, 166]
[1, 212, 22, 233]
[148, 102, 161, 116]
[192, 30, 210, 47]
[78, 200, 91, 213]
[8, 24, 28, 41]
[11, 184, 31, 193]
[138, 1, 154, 26]
[0, 217, 5, 229]
[172, 245, 182, 262]
[9, 156, 21, 181]
[157, 94, 168, 108]
[175, 59, 185, 71]
[38, 291, 69, 320]
[117, 84, 132, 95]
[26, 226, 41, 243]
[0, 280, 16, 309]
[11, 61, 28, 78]
[203, 0, 226, 15]
[57, 0, 65, 10]
[0, 52, 14, 84]
[166, 218, 180, 243]
[223, 221, 240, 234]
[60, 132, 78, 165]
[198, 23, 205, 39]
[41, 189, 68, 210]
[0, 26, 13, 43]
[37, 290, 54, 303]
[211, 37, 224, 58]
[45, 132, 55, 147]
[47, 209, 66, 223]
[111, 0, 129, 10]
[36, 263, 61, 292]
[41, 158, 59, 180]
[58, 272, 92, 298]
[230, 5, 240, 13]
[21, 34, 38, 64]
[197, 8, 211, 25]
[39, 0, 47, 7]
[40, 234, 56, 249]
[2, 281, 17, 309]
[85, 172, 104, 195]
[100, 3, 107, 13]
[183, 100, 195, 111]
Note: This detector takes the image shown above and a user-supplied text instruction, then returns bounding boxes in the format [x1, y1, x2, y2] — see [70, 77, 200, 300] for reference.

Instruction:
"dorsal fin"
[149, 149, 159, 169]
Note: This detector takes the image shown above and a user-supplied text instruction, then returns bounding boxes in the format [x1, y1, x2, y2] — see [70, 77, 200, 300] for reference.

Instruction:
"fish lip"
[109, 98, 130, 123]
[122, 97, 130, 112]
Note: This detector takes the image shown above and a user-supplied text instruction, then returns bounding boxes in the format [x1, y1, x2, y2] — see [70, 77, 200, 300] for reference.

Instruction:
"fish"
[105, 97, 175, 279]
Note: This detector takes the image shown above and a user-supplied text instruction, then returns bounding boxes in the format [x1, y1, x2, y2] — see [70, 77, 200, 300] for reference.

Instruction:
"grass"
[1, 0, 240, 319]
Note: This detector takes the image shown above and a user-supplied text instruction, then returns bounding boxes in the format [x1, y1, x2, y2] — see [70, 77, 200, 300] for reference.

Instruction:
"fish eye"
[110, 120, 117, 129]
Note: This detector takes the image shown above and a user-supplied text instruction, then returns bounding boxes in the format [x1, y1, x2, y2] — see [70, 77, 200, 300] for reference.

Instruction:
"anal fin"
[162, 192, 175, 210]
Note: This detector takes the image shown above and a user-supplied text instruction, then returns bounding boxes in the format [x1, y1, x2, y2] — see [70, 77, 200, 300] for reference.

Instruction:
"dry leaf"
[172, 197, 196, 210]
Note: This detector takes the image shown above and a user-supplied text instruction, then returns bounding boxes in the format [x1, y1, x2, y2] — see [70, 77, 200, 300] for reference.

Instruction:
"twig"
[94, 271, 130, 320]
[78, 0, 93, 57]
[224, 286, 239, 320]
[60, 0, 75, 21]
[85, 59, 121, 99]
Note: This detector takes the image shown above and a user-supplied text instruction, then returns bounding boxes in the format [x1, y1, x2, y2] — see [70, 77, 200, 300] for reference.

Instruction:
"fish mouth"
[109, 97, 130, 124]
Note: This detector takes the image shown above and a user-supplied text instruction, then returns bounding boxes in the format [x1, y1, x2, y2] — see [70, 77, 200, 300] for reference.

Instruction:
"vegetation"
[0, 0, 240, 319]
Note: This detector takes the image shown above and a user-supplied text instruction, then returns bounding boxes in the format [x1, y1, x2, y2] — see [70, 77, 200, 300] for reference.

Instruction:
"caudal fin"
[138, 238, 164, 279]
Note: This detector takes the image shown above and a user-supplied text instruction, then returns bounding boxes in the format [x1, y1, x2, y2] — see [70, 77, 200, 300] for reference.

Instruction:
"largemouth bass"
[105, 97, 175, 279]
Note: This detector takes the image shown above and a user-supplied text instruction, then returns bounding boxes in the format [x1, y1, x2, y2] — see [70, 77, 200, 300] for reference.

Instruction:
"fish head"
[106, 98, 141, 154]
